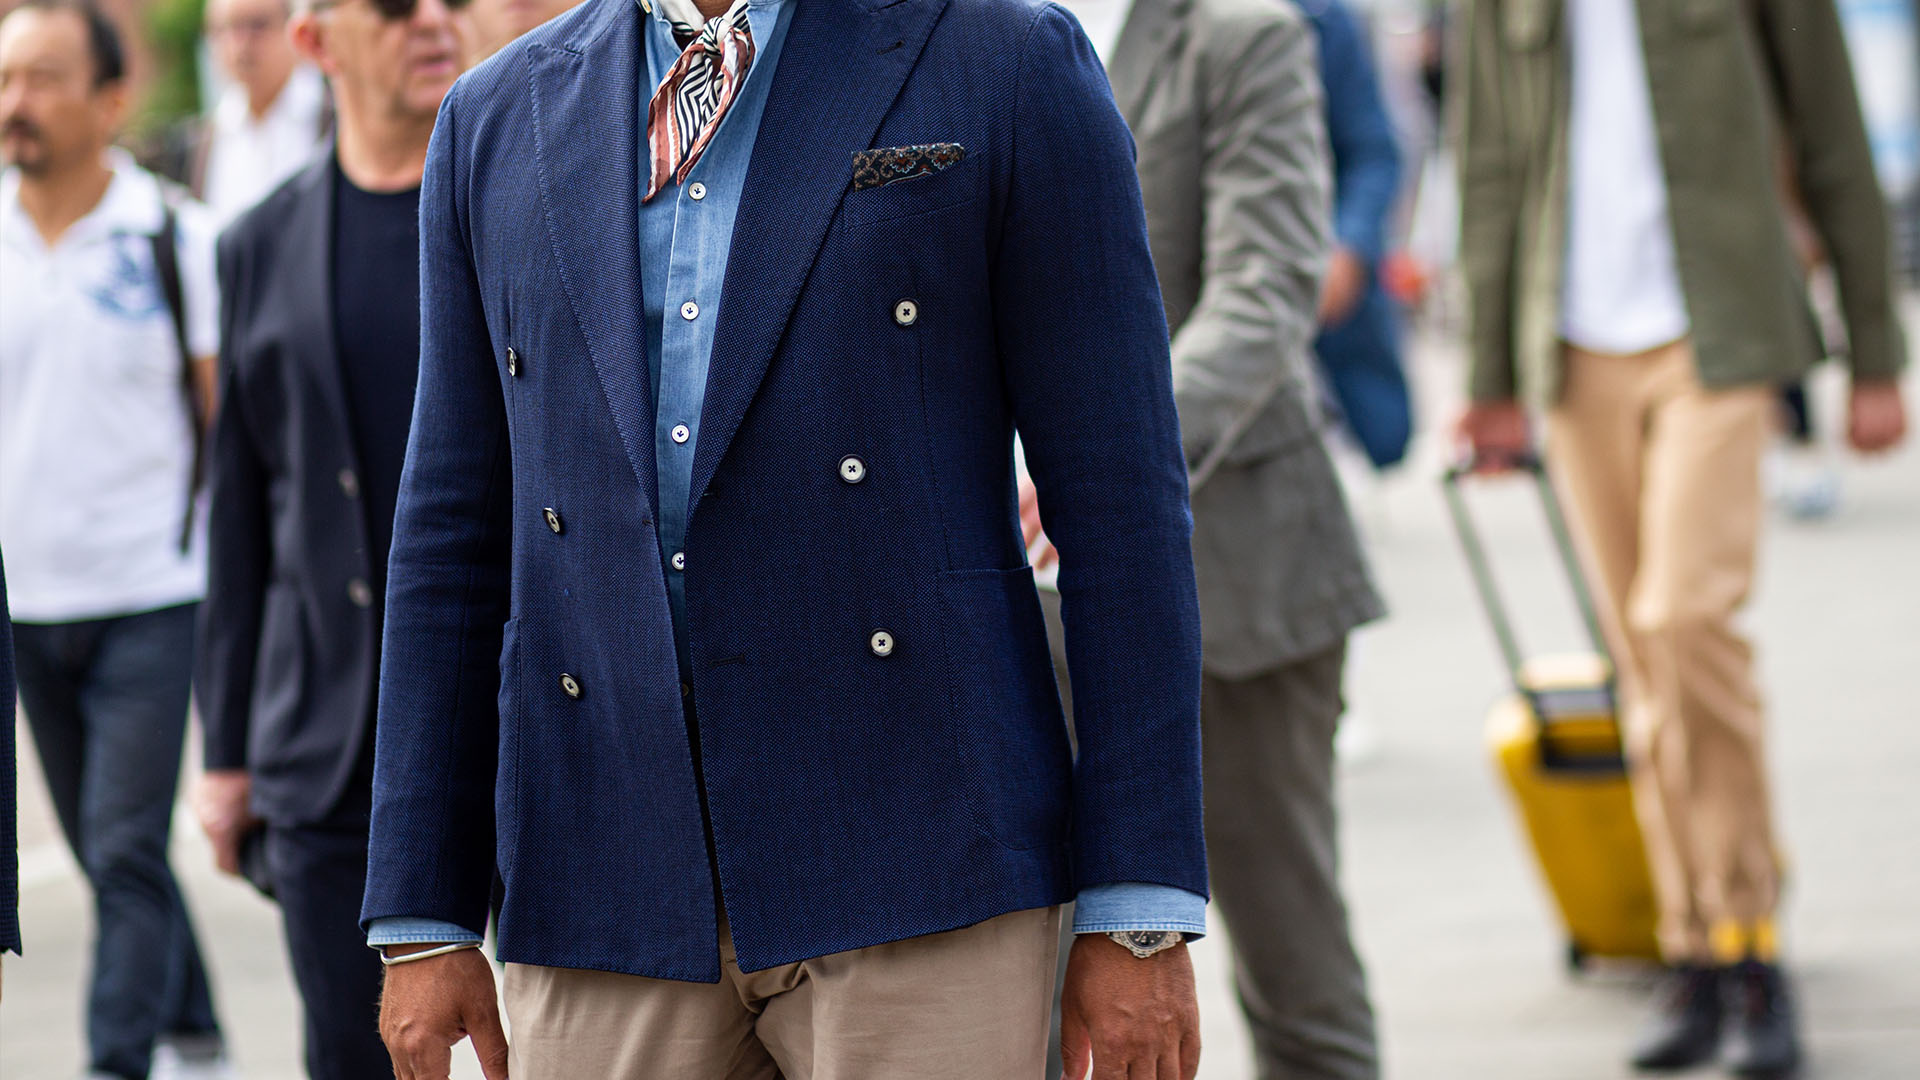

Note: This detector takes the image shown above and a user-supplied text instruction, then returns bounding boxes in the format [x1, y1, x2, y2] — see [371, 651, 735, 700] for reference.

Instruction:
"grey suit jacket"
[1108, 0, 1382, 677]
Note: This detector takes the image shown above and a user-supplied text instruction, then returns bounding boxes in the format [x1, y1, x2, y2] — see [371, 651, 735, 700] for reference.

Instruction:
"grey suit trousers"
[1041, 591, 1379, 1080]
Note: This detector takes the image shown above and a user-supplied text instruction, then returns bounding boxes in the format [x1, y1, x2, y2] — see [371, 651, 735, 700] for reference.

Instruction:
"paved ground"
[5, 315, 1918, 1078]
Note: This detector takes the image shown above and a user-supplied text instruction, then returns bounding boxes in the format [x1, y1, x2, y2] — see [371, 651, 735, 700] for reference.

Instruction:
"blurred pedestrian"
[154, 0, 330, 226]
[0, 2, 233, 1076]
[1307, 0, 1412, 473]
[1454, 0, 1909, 1073]
[359, 0, 1208, 1075]
[192, 0, 464, 1073]
[1025, 0, 1384, 1074]
[2, 549, 18, 1001]
[464, 0, 576, 58]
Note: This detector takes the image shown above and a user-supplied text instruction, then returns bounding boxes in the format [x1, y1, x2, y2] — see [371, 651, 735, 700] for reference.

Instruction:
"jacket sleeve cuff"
[1071, 882, 1207, 938]
[366, 916, 485, 949]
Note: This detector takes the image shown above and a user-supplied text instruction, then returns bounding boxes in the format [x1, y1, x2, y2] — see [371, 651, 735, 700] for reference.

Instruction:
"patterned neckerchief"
[643, 0, 757, 201]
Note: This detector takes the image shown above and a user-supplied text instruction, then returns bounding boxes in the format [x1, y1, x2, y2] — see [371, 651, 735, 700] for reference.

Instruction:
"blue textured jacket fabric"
[2, 551, 17, 954]
[361, 0, 1207, 981]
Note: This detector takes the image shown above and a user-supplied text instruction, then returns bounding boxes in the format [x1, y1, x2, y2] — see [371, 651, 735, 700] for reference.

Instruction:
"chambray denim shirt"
[369, 0, 1204, 949]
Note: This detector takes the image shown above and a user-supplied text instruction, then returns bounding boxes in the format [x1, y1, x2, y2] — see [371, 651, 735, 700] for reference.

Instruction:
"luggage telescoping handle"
[1440, 452, 1615, 691]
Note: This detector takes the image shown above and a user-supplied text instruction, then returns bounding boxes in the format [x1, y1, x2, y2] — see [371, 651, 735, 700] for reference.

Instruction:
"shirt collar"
[213, 63, 326, 135]
[1, 149, 166, 252]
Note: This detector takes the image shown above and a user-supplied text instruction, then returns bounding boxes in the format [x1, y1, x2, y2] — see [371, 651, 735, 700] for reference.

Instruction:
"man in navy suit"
[360, 0, 1210, 1074]
[194, 0, 465, 1074]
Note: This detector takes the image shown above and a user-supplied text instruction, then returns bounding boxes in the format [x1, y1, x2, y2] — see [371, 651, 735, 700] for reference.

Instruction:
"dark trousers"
[12, 603, 221, 1080]
[264, 820, 394, 1080]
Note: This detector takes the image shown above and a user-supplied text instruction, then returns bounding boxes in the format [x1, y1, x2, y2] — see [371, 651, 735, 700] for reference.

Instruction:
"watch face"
[1122, 931, 1172, 950]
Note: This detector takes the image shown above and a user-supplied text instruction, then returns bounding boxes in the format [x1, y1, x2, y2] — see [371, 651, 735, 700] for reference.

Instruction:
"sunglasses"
[313, 0, 472, 21]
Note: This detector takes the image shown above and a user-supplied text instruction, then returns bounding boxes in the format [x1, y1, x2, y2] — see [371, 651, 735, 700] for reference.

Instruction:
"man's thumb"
[469, 1004, 511, 1080]
[1060, 1013, 1090, 1080]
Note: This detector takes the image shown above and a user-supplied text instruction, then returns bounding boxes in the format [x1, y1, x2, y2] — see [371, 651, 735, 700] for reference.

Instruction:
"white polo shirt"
[203, 64, 327, 228]
[1561, 0, 1691, 354]
[0, 150, 219, 623]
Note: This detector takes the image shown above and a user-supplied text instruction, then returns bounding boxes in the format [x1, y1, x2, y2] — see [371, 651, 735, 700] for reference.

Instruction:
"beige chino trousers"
[503, 906, 1062, 1079]
[1548, 340, 1781, 962]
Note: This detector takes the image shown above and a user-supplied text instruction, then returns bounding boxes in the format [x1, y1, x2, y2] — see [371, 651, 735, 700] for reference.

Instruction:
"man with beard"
[192, 0, 465, 1074]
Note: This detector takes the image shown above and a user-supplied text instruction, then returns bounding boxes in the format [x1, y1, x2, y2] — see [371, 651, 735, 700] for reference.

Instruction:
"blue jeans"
[13, 603, 222, 1080]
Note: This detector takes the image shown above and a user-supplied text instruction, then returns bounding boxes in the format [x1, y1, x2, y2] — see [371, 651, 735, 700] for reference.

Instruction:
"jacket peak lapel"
[526, 1, 659, 515]
[687, 0, 949, 515]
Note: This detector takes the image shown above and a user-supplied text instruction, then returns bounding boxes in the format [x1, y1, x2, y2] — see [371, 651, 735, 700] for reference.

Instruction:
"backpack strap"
[149, 196, 207, 554]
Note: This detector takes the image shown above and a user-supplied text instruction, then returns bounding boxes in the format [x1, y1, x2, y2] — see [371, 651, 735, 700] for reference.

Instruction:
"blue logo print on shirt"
[83, 234, 166, 321]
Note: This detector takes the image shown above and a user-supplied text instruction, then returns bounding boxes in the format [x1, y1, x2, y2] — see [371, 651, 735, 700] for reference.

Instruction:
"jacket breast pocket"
[840, 153, 983, 231]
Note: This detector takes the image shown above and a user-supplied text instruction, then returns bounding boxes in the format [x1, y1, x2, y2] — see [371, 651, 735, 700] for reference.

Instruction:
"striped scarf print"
[644, 0, 756, 202]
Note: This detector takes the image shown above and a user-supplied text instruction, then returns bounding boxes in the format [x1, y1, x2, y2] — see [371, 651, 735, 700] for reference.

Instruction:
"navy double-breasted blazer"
[362, 0, 1207, 980]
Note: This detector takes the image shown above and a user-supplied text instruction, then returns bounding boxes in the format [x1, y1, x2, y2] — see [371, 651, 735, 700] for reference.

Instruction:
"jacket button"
[506, 347, 520, 377]
[544, 508, 563, 534]
[347, 579, 374, 608]
[893, 299, 918, 326]
[869, 629, 894, 657]
[839, 456, 866, 484]
[681, 681, 692, 698]
[560, 673, 582, 699]
[338, 469, 359, 498]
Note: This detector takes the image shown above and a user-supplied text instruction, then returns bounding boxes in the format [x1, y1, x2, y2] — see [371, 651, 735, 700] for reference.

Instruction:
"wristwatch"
[1107, 930, 1185, 959]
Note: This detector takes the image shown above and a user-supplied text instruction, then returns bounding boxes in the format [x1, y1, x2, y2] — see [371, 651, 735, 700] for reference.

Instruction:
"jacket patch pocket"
[936, 566, 1072, 850]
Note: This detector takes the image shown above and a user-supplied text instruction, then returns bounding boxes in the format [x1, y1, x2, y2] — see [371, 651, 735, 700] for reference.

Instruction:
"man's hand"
[1455, 399, 1532, 472]
[193, 770, 260, 876]
[1017, 477, 1059, 572]
[1059, 934, 1201, 1080]
[1849, 379, 1907, 454]
[380, 945, 509, 1080]
[1317, 246, 1368, 328]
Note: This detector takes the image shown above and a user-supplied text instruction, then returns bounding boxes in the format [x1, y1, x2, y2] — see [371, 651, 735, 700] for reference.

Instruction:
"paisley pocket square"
[851, 143, 967, 192]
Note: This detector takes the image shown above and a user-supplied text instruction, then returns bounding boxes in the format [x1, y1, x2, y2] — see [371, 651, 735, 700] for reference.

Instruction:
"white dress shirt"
[1561, 0, 1691, 354]
[202, 65, 327, 228]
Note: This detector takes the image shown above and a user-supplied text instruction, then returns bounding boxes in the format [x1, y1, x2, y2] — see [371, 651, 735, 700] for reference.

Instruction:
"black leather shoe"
[1630, 965, 1724, 1071]
[1722, 960, 1803, 1077]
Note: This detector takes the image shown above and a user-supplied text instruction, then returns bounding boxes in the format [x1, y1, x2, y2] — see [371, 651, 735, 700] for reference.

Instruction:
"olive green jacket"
[1456, 0, 1908, 405]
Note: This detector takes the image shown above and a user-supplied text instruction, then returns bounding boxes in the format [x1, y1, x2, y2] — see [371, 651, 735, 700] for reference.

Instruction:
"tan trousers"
[1548, 341, 1782, 963]
[503, 907, 1062, 1079]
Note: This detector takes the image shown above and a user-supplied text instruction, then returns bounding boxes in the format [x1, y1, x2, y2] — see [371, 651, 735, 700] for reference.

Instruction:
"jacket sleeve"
[1167, 8, 1331, 464]
[994, 4, 1207, 899]
[1754, 0, 1909, 381]
[196, 230, 273, 773]
[360, 86, 514, 934]
[1454, 0, 1523, 402]
[1315, 0, 1402, 267]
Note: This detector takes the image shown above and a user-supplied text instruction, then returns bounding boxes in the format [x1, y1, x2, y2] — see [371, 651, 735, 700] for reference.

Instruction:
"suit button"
[560, 673, 582, 699]
[893, 299, 918, 326]
[839, 456, 866, 484]
[681, 681, 692, 698]
[338, 469, 359, 498]
[544, 508, 563, 534]
[870, 629, 894, 657]
[671, 424, 691, 444]
[506, 347, 520, 377]
[347, 579, 374, 608]
[671, 551, 686, 571]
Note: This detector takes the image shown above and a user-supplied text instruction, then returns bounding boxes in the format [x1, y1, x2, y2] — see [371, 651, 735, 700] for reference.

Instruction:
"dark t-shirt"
[330, 159, 422, 612]
[331, 161, 423, 812]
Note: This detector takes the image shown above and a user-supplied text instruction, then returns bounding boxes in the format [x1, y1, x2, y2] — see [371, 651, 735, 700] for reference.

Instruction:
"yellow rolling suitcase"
[1443, 456, 1662, 971]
